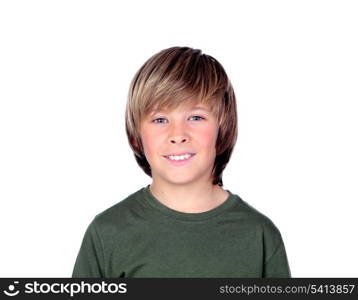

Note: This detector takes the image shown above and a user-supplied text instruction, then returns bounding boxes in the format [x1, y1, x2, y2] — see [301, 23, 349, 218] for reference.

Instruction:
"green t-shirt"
[72, 185, 291, 278]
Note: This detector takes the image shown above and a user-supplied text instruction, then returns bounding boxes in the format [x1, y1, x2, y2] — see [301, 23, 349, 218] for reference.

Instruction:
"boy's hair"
[125, 46, 238, 187]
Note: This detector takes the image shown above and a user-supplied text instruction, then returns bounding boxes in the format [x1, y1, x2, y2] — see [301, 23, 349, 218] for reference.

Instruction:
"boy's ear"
[132, 137, 141, 149]
[132, 139, 138, 148]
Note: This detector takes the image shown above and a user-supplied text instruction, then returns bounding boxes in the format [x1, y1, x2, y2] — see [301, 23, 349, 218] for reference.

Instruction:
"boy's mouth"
[162, 153, 196, 165]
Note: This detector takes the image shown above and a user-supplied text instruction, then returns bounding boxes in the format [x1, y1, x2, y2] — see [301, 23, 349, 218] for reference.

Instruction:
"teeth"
[167, 154, 192, 161]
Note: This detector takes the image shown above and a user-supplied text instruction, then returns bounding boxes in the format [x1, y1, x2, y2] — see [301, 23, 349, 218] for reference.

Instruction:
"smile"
[163, 153, 196, 166]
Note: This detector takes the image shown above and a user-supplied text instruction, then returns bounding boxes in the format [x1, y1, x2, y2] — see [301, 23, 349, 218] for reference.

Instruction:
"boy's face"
[140, 101, 219, 187]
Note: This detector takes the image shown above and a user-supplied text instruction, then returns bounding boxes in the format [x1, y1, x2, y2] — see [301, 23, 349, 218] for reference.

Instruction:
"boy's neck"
[149, 180, 229, 213]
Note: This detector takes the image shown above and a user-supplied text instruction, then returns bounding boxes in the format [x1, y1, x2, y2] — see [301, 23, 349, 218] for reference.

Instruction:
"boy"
[72, 46, 291, 278]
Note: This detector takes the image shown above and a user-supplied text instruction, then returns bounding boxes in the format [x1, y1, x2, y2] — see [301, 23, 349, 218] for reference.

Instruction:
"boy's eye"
[189, 115, 204, 121]
[152, 117, 167, 123]
[152, 116, 205, 123]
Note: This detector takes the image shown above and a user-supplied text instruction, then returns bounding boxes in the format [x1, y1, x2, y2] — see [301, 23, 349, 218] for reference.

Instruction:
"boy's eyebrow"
[191, 106, 210, 111]
[150, 106, 210, 114]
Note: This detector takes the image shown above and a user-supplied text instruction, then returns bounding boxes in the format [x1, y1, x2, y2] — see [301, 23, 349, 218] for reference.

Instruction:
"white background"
[0, 0, 357, 277]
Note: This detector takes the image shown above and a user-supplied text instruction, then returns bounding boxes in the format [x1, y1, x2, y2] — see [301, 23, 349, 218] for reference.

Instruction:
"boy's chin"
[158, 175, 203, 187]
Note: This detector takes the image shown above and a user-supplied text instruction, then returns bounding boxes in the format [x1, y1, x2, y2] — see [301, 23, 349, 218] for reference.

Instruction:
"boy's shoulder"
[233, 193, 285, 244]
[235, 194, 278, 224]
[90, 186, 147, 229]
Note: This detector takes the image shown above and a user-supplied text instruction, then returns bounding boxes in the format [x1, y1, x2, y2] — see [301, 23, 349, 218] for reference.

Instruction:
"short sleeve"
[72, 218, 106, 278]
[263, 240, 291, 278]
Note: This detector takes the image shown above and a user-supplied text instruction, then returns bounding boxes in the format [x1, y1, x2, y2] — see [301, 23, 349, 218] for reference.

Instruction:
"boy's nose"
[170, 136, 187, 144]
[168, 122, 189, 144]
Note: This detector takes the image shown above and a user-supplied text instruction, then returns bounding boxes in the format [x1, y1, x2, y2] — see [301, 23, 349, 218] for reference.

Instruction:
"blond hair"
[125, 46, 238, 187]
